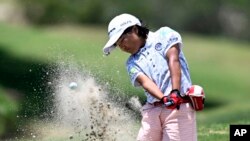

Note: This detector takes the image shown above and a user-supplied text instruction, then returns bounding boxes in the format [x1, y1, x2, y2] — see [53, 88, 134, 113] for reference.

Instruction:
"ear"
[132, 26, 139, 34]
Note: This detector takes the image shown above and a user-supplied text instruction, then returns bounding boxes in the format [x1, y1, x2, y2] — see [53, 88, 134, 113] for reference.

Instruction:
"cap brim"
[103, 30, 123, 55]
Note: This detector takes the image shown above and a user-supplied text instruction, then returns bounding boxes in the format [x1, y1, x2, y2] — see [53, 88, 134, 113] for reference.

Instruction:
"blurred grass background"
[0, 0, 250, 140]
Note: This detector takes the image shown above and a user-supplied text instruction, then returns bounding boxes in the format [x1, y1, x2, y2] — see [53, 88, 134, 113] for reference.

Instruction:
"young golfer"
[103, 13, 197, 141]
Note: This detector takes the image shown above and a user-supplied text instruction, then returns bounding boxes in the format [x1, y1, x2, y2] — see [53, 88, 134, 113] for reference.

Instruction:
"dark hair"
[136, 25, 149, 39]
[122, 26, 134, 35]
[122, 19, 149, 39]
[114, 22, 149, 46]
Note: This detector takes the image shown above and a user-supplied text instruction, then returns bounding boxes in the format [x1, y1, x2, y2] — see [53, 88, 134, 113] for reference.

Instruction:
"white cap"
[103, 13, 141, 55]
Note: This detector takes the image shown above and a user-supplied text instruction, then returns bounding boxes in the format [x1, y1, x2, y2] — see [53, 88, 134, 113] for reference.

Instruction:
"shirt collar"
[135, 31, 154, 55]
[145, 31, 154, 47]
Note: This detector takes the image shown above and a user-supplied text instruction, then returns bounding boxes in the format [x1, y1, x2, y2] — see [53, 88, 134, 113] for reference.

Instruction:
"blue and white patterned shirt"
[126, 27, 192, 104]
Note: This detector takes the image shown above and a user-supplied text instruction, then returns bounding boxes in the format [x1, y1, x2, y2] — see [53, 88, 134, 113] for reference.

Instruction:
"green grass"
[0, 23, 250, 141]
[0, 86, 19, 137]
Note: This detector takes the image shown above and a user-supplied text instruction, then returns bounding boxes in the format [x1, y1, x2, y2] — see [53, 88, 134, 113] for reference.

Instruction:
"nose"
[117, 39, 125, 49]
[116, 37, 124, 47]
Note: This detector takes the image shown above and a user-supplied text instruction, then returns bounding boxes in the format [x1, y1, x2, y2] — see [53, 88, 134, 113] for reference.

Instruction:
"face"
[115, 26, 144, 54]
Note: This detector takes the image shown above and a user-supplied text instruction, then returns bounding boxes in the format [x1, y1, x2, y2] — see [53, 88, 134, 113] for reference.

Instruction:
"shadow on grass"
[204, 98, 225, 110]
[0, 46, 58, 138]
[0, 47, 56, 116]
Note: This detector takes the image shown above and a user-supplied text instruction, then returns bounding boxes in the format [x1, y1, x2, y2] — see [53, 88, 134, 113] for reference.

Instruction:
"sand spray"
[16, 61, 142, 141]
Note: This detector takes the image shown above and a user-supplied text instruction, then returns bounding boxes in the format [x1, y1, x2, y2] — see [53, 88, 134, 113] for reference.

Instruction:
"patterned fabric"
[126, 27, 192, 104]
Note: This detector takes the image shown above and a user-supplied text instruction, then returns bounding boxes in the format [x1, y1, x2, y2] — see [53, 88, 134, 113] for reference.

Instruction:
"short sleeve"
[157, 27, 182, 56]
[126, 61, 143, 87]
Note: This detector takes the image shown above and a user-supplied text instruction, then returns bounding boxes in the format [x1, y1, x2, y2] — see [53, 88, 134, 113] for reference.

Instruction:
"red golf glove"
[167, 89, 183, 110]
[160, 96, 173, 107]
[160, 89, 183, 110]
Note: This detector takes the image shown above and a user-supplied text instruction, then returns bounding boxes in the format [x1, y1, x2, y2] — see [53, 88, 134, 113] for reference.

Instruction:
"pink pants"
[137, 103, 197, 141]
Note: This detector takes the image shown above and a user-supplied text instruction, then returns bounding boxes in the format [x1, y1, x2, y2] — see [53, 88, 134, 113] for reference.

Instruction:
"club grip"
[164, 101, 174, 107]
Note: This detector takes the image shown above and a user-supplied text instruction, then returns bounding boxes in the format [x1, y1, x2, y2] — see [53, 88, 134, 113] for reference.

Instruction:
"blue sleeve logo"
[166, 36, 178, 48]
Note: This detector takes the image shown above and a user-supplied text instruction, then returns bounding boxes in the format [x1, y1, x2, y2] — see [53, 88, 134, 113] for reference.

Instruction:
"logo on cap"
[108, 27, 116, 35]
[120, 20, 132, 27]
